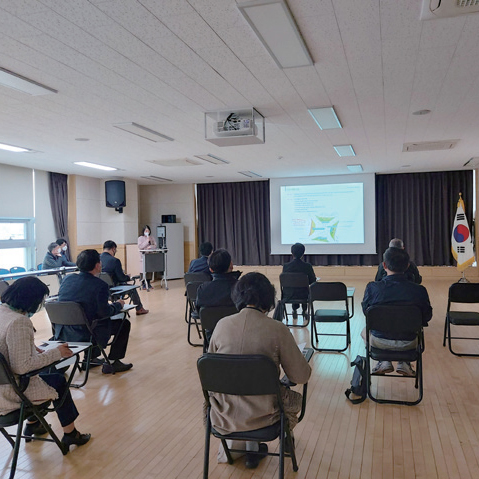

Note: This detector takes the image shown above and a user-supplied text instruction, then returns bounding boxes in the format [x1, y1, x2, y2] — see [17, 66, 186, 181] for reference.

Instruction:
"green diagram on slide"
[309, 216, 339, 242]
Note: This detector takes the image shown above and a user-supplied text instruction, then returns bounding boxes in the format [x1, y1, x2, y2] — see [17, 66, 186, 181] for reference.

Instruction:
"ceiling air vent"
[147, 158, 201, 167]
[402, 139, 459, 152]
[140, 176, 173, 182]
[421, 0, 479, 20]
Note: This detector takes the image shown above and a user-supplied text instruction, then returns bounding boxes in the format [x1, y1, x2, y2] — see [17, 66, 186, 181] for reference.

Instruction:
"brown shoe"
[136, 307, 149, 315]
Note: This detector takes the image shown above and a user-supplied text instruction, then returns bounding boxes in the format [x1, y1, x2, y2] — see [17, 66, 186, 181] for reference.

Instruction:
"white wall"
[75, 175, 139, 246]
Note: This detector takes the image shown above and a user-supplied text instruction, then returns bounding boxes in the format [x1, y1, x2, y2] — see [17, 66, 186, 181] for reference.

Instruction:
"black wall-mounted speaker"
[161, 214, 176, 223]
[105, 180, 126, 211]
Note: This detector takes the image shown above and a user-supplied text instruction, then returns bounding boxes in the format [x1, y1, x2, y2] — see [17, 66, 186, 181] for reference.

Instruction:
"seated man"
[282, 243, 316, 318]
[195, 249, 240, 313]
[362, 247, 432, 376]
[42, 242, 76, 270]
[188, 241, 213, 275]
[375, 238, 422, 284]
[56, 249, 133, 374]
[100, 240, 149, 316]
[208, 272, 311, 469]
[56, 238, 72, 263]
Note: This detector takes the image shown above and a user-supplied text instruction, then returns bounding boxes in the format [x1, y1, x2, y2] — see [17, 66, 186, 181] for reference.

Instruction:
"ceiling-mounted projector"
[205, 107, 265, 146]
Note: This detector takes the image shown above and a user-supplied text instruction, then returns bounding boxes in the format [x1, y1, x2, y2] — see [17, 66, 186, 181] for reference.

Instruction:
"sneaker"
[102, 360, 133, 374]
[80, 357, 104, 371]
[396, 362, 415, 377]
[245, 443, 268, 469]
[372, 361, 394, 374]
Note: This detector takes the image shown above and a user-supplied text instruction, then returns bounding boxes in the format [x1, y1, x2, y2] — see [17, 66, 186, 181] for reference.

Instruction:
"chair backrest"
[99, 272, 114, 287]
[37, 263, 43, 270]
[186, 281, 205, 301]
[184, 272, 212, 286]
[310, 282, 347, 301]
[0, 268, 9, 275]
[366, 304, 423, 335]
[197, 354, 280, 397]
[9, 266, 26, 274]
[448, 282, 479, 305]
[279, 272, 310, 290]
[45, 301, 88, 326]
[0, 352, 14, 386]
[199, 306, 238, 332]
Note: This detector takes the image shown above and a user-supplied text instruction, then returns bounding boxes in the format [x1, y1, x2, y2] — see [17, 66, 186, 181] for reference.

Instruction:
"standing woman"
[0, 277, 90, 448]
[137, 225, 157, 289]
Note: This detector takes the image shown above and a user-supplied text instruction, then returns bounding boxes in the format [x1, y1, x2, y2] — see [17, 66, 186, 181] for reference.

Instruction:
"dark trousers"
[39, 373, 79, 427]
[107, 318, 131, 360]
[128, 288, 143, 310]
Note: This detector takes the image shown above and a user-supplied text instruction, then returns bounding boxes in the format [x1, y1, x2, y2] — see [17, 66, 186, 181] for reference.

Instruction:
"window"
[0, 218, 35, 270]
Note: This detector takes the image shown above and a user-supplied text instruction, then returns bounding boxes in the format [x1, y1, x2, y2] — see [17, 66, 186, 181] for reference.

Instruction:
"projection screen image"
[280, 183, 364, 245]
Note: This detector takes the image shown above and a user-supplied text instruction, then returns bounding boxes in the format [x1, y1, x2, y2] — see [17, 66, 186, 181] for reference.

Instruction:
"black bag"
[345, 355, 367, 404]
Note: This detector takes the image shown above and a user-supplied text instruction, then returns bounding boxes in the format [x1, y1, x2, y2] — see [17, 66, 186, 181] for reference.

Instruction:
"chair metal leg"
[187, 316, 203, 347]
[34, 410, 68, 455]
[1, 428, 14, 447]
[9, 403, 26, 479]
[279, 414, 285, 479]
[311, 320, 350, 352]
[203, 411, 211, 479]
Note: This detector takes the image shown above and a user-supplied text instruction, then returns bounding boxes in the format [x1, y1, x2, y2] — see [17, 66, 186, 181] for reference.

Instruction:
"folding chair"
[9, 267, 26, 274]
[366, 304, 424, 405]
[185, 281, 206, 347]
[443, 282, 479, 357]
[184, 272, 212, 323]
[278, 273, 310, 327]
[0, 352, 70, 478]
[100, 272, 139, 305]
[0, 268, 12, 281]
[197, 354, 308, 479]
[309, 282, 351, 352]
[45, 301, 123, 384]
[199, 306, 238, 352]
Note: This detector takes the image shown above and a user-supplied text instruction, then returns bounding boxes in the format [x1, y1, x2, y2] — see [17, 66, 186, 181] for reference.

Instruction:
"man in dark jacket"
[188, 241, 213, 275]
[42, 242, 76, 270]
[282, 243, 316, 318]
[362, 247, 432, 377]
[57, 249, 133, 374]
[375, 238, 422, 284]
[101, 240, 148, 315]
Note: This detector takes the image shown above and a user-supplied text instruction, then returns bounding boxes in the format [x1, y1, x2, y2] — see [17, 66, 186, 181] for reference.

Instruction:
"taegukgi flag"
[451, 193, 475, 271]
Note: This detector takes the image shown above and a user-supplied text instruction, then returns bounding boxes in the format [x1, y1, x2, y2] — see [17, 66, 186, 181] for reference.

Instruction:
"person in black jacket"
[282, 243, 316, 318]
[57, 249, 133, 374]
[187, 241, 213, 275]
[375, 238, 422, 284]
[100, 240, 149, 316]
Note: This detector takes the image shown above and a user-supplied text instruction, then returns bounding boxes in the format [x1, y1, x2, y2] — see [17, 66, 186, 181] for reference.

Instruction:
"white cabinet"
[157, 223, 184, 279]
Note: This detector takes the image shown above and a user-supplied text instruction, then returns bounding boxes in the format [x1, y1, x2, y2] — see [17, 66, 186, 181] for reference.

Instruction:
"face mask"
[145, 232, 149, 236]
[62, 245, 67, 251]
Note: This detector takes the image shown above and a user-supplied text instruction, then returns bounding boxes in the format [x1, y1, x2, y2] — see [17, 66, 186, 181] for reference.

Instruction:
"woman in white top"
[137, 225, 157, 289]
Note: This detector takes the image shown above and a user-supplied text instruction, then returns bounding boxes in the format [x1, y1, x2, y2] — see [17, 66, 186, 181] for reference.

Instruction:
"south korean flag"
[451, 194, 475, 271]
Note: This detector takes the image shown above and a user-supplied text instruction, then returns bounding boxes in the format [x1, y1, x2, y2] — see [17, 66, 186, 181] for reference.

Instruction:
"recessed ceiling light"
[308, 107, 342, 130]
[347, 164, 363, 173]
[140, 176, 173, 182]
[74, 161, 117, 171]
[401, 165, 411, 168]
[194, 154, 230, 165]
[238, 170, 262, 178]
[334, 145, 356, 157]
[0, 142, 31, 153]
[75, 138, 90, 142]
[237, 0, 313, 69]
[113, 122, 174, 142]
[412, 109, 431, 116]
[0, 67, 57, 95]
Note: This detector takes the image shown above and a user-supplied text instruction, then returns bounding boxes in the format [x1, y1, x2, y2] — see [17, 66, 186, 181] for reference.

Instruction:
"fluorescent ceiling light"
[0, 142, 31, 153]
[347, 164, 363, 173]
[308, 107, 342, 130]
[140, 176, 173, 182]
[237, 0, 313, 69]
[334, 145, 356, 157]
[74, 161, 117, 171]
[239, 170, 262, 178]
[0, 67, 57, 95]
[113, 122, 174, 142]
[194, 154, 230, 165]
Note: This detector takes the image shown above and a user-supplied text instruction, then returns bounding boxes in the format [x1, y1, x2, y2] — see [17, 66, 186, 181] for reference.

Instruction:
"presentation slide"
[280, 183, 364, 245]
[270, 174, 376, 255]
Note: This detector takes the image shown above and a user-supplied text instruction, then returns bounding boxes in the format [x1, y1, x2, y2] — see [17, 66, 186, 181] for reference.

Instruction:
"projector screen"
[270, 174, 376, 255]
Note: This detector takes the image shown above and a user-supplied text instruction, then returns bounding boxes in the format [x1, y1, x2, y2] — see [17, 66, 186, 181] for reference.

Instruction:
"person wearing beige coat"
[207, 272, 311, 469]
[0, 277, 90, 448]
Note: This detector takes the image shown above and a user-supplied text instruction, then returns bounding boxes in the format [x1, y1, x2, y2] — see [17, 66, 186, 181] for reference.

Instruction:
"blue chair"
[37, 263, 43, 270]
[0, 268, 12, 281]
[9, 267, 26, 274]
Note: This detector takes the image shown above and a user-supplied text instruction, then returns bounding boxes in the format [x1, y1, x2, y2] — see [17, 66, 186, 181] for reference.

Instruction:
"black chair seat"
[313, 309, 348, 323]
[212, 421, 281, 442]
[370, 346, 419, 362]
[448, 311, 479, 326]
[0, 401, 51, 428]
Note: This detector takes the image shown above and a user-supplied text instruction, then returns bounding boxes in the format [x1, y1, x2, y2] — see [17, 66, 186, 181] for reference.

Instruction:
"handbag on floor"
[345, 355, 367, 404]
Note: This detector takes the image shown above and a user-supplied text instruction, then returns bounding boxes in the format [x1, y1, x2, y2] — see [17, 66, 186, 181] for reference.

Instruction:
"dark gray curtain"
[48, 172, 70, 259]
[196, 171, 473, 266]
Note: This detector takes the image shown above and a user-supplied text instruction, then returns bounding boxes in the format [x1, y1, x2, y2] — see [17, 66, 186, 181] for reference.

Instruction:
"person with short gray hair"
[374, 238, 422, 284]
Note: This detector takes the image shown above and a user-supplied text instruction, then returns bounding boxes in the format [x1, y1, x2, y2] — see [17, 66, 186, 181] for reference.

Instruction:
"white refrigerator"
[157, 223, 184, 279]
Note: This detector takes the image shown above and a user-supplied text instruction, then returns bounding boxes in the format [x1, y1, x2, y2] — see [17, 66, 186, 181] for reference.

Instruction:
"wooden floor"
[2, 274, 479, 479]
